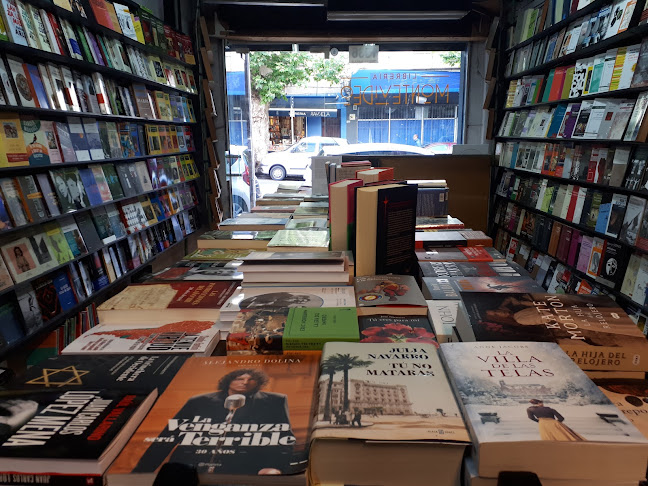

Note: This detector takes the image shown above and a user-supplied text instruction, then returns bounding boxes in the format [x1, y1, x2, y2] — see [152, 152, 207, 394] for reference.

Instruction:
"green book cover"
[101, 164, 125, 199]
[74, 24, 94, 63]
[542, 69, 555, 103]
[0, 8, 9, 42]
[97, 35, 114, 69]
[541, 185, 555, 212]
[589, 62, 604, 94]
[283, 307, 359, 351]
[587, 191, 603, 229]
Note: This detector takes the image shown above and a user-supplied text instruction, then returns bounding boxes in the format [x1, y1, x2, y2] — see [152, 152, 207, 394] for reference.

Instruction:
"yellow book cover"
[561, 67, 574, 99]
[131, 14, 145, 43]
[609, 47, 627, 91]
[0, 114, 29, 167]
[52, 0, 72, 11]
[145, 124, 161, 155]
[154, 91, 172, 120]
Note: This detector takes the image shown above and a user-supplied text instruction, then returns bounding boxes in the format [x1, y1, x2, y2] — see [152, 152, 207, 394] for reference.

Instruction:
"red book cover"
[88, 0, 114, 29]
[163, 25, 175, 57]
[565, 186, 579, 223]
[459, 246, 494, 262]
[556, 226, 573, 262]
[20, 63, 40, 108]
[46, 12, 67, 55]
[548, 67, 567, 101]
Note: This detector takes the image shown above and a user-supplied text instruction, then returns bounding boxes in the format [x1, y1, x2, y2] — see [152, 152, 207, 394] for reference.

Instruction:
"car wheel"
[232, 196, 248, 217]
[269, 165, 287, 181]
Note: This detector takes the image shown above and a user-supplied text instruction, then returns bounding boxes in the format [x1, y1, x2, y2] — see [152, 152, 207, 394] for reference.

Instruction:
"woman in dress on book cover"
[527, 399, 584, 441]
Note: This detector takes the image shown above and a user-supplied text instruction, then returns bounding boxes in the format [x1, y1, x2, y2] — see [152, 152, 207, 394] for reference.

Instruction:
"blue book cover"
[509, 144, 519, 168]
[0, 298, 25, 346]
[25, 64, 50, 109]
[130, 124, 142, 157]
[595, 201, 612, 234]
[51, 271, 78, 311]
[149, 195, 166, 221]
[78, 168, 103, 206]
[546, 104, 567, 138]
[89, 253, 109, 291]
[0, 191, 13, 231]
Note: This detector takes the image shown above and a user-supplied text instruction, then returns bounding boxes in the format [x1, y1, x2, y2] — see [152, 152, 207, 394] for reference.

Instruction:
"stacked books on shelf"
[0, 0, 197, 94]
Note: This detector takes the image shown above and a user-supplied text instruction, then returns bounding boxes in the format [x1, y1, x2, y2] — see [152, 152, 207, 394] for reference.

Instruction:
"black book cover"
[0, 389, 151, 460]
[579, 191, 594, 226]
[102, 164, 125, 199]
[74, 213, 103, 253]
[8, 355, 186, 394]
[86, 252, 109, 291]
[116, 164, 139, 197]
[541, 219, 553, 252]
[596, 242, 630, 290]
[15, 176, 47, 223]
[32, 277, 61, 322]
[375, 184, 418, 275]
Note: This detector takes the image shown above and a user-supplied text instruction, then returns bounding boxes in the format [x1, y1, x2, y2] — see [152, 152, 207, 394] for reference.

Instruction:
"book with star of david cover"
[4, 355, 186, 394]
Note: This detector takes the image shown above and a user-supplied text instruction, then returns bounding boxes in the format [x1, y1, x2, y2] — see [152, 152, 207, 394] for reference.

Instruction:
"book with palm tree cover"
[308, 342, 470, 486]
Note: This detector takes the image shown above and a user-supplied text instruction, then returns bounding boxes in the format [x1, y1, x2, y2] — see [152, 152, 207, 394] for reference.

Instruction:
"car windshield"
[291, 142, 317, 153]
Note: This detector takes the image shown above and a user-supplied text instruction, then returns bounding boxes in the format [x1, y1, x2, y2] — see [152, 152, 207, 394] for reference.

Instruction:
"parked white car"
[321, 142, 433, 157]
[258, 136, 348, 180]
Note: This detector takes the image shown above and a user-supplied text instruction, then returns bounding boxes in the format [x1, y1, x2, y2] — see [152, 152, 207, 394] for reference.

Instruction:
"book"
[455, 292, 648, 371]
[419, 260, 524, 278]
[108, 353, 320, 482]
[63, 319, 223, 356]
[97, 281, 240, 325]
[0, 113, 28, 167]
[358, 314, 437, 343]
[354, 275, 427, 316]
[227, 307, 358, 354]
[422, 276, 543, 300]
[440, 341, 648, 481]
[267, 229, 329, 251]
[0, 388, 157, 480]
[310, 342, 470, 486]
[197, 230, 276, 250]
[220, 285, 355, 322]
[355, 183, 418, 276]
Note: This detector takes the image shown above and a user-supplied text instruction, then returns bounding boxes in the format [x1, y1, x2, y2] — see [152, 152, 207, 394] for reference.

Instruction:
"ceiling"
[202, 0, 500, 44]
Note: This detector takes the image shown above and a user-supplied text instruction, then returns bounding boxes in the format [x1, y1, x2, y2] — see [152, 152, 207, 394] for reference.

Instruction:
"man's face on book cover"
[229, 373, 258, 395]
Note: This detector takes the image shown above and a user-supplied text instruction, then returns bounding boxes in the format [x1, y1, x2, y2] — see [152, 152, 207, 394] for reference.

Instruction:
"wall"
[341, 155, 491, 232]
[463, 41, 491, 146]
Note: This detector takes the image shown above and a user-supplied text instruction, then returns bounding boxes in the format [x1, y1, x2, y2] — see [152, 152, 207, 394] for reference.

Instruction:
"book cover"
[0, 113, 29, 168]
[309, 342, 469, 484]
[619, 195, 646, 245]
[357, 315, 437, 343]
[0, 388, 156, 476]
[62, 320, 222, 355]
[228, 307, 358, 354]
[457, 292, 648, 371]
[440, 341, 648, 480]
[108, 353, 320, 480]
[422, 276, 542, 300]
[354, 275, 426, 316]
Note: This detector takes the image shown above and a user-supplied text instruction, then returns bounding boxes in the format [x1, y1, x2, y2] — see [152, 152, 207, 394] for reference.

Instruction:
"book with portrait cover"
[0, 388, 157, 483]
[227, 307, 358, 355]
[440, 341, 648, 481]
[455, 292, 648, 371]
[62, 320, 223, 356]
[309, 342, 470, 486]
[107, 353, 320, 484]
[97, 281, 240, 325]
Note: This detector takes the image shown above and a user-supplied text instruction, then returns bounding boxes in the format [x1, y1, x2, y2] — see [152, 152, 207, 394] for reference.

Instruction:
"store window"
[224, 47, 465, 208]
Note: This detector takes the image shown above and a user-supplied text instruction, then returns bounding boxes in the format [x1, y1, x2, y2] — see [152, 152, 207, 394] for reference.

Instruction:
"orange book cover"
[547, 222, 563, 256]
[107, 353, 320, 481]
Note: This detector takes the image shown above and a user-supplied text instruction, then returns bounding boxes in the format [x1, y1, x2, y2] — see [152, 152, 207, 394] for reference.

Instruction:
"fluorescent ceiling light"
[327, 10, 469, 21]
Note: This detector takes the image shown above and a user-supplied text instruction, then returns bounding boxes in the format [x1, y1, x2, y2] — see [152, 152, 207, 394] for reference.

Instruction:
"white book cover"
[427, 300, 460, 343]
[14, 0, 39, 49]
[631, 256, 648, 306]
[91, 72, 111, 115]
[598, 48, 619, 92]
[583, 99, 609, 138]
[62, 321, 222, 355]
[60, 66, 80, 112]
[440, 341, 648, 480]
[595, 98, 623, 138]
[606, 0, 636, 38]
[559, 184, 574, 219]
[623, 92, 648, 141]
[39, 9, 60, 55]
[1, 0, 28, 45]
[572, 186, 587, 223]
[5, 55, 34, 108]
[608, 100, 636, 139]
[37, 63, 56, 110]
[220, 286, 355, 320]
[46, 63, 67, 111]
[569, 58, 590, 98]
[27, 3, 50, 52]
[0, 58, 18, 105]
[59, 18, 82, 60]
[113, 3, 137, 40]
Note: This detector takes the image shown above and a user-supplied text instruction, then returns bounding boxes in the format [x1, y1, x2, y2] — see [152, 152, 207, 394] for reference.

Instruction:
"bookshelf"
[491, 0, 648, 322]
[0, 0, 203, 363]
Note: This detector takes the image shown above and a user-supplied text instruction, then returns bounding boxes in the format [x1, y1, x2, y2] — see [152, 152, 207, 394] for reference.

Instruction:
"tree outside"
[249, 52, 345, 167]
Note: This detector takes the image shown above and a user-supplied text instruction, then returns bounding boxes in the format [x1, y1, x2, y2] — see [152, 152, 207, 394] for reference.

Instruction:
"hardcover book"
[310, 342, 470, 486]
[108, 353, 320, 482]
[422, 276, 542, 300]
[97, 281, 240, 325]
[358, 314, 437, 343]
[354, 275, 427, 316]
[227, 307, 359, 354]
[456, 292, 648, 371]
[62, 320, 223, 356]
[440, 341, 648, 481]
